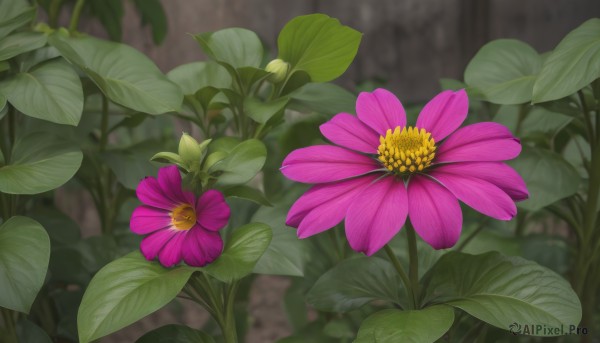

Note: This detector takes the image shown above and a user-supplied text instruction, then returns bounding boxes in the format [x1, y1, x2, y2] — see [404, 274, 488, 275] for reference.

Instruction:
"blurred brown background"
[65, 0, 600, 342]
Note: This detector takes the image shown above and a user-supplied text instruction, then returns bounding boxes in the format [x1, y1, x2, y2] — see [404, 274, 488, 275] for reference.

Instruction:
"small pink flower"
[281, 88, 528, 255]
[130, 165, 230, 267]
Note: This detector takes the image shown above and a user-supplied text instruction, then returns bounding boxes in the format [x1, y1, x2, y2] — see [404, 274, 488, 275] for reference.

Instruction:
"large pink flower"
[130, 165, 231, 267]
[281, 89, 528, 255]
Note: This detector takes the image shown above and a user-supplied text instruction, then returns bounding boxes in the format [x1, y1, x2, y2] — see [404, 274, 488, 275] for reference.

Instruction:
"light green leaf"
[77, 251, 194, 343]
[306, 257, 404, 312]
[0, 216, 50, 313]
[355, 306, 455, 343]
[252, 206, 309, 277]
[244, 96, 289, 124]
[224, 185, 272, 206]
[0, 32, 47, 62]
[194, 28, 263, 68]
[167, 61, 231, 95]
[533, 18, 600, 103]
[49, 34, 182, 114]
[202, 223, 272, 283]
[278, 14, 361, 82]
[465, 39, 541, 105]
[509, 147, 580, 211]
[289, 82, 356, 115]
[421, 251, 581, 334]
[0, 0, 35, 40]
[0, 133, 83, 194]
[211, 139, 267, 186]
[0, 60, 83, 125]
[136, 324, 215, 343]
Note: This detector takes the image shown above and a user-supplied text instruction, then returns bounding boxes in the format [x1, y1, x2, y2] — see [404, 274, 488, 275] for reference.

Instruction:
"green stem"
[48, 0, 63, 28]
[383, 244, 415, 310]
[455, 219, 489, 252]
[578, 90, 595, 144]
[100, 95, 109, 153]
[514, 104, 528, 136]
[406, 224, 420, 307]
[222, 282, 239, 343]
[1, 308, 17, 343]
[68, 0, 86, 32]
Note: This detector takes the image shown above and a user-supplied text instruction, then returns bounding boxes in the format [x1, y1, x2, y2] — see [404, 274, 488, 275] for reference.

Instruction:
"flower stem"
[1, 307, 17, 343]
[68, 0, 86, 32]
[99, 94, 109, 153]
[383, 244, 415, 310]
[406, 224, 420, 306]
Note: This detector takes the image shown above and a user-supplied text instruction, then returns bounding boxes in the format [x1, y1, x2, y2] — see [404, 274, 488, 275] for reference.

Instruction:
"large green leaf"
[49, 34, 182, 114]
[421, 251, 581, 334]
[0, 133, 83, 194]
[464, 39, 541, 105]
[0, 0, 35, 40]
[77, 251, 194, 343]
[0, 216, 50, 313]
[289, 82, 356, 115]
[194, 28, 263, 68]
[355, 306, 455, 343]
[0, 60, 83, 125]
[244, 96, 289, 124]
[533, 19, 600, 103]
[136, 324, 215, 343]
[211, 139, 267, 186]
[251, 206, 309, 277]
[167, 61, 231, 95]
[202, 223, 272, 283]
[278, 14, 361, 82]
[0, 32, 47, 62]
[306, 257, 404, 312]
[509, 147, 580, 211]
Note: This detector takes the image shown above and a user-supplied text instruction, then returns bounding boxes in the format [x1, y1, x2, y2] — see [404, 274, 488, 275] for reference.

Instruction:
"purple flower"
[281, 88, 528, 255]
[130, 166, 230, 267]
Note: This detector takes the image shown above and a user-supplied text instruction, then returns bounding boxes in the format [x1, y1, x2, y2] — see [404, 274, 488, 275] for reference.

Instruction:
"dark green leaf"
[88, 0, 124, 42]
[77, 251, 194, 343]
[0, 32, 47, 61]
[136, 324, 215, 343]
[289, 82, 355, 115]
[244, 96, 289, 123]
[133, 0, 167, 44]
[194, 28, 263, 68]
[0, 216, 50, 313]
[224, 185, 272, 206]
[17, 319, 53, 343]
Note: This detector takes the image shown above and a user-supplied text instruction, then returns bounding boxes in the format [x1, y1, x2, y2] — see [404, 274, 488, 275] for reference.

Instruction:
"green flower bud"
[178, 133, 202, 170]
[265, 59, 290, 83]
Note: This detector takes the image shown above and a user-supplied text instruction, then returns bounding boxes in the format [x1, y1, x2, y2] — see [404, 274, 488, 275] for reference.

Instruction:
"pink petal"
[136, 176, 178, 210]
[416, 89, 468, 142]
[407, 175, 462, 249]
[196, 190, 230, 231]
[281, 145, 380, 184]
[286, 174, 379, 238]
[140, 228, 179, 263]
[320, 113, 380, 154]
[182, 226, 224, 267]
[157, 166, 196, 206]
[158, 232, 188, 267]
[435, 122, 521, 163]
[434, 162, 529, 201]
[356, 88, 407, 135]
[130, 205, 172, 234]
[345, 176, 408, 256]
[429, 170, 517, 220]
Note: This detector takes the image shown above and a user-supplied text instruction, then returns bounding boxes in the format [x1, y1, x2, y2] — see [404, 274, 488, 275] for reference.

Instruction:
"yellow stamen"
[170, 204, 196, 230]
[377, 126, 436, 174]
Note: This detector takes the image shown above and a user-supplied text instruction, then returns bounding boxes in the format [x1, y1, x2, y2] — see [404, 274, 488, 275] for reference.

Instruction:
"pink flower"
[281, 89, 528, 255]
[130, 165, 231, 267]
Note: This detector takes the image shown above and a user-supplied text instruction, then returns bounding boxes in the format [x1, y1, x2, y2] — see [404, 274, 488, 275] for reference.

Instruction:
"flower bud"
[265, 59, 290, 83]
[178, 133, 202, 170]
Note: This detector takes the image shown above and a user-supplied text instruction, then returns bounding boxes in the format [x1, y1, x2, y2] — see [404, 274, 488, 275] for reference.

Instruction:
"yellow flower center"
[377, 126, 436, 174]
[170, 204, 197, 231]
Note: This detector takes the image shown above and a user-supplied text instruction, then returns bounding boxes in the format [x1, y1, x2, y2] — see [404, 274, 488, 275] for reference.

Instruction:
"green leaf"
[102, 140, 161, 189]
[133, 0, 168, 44]
[136, 324, 215, 343]
[167, 61, 231, 95]
[251, 206, 309, 277]
[224, 185, 272, 206]
[194, 28, 263, 68]
[0, 0, 36, 40]
[49, 34, 183, 114]
[289, 82, 356, 115]
[244, 96, 289, 123]
[493, 105, 572, 137]
[211, 139, 267, 186]
[306, 257, 404, 312]
[0, 133, 83, 194]
[88, 0, 124, 42]
[465, 39, 541, 105]
[17, 319, 53, 343]
[278, 14, 361, 82]
[77, 251, 194, 343]
[355, 306, 454, 343]
[0, 216, 50, 313]
[421, 251, 581, 334]
[533, 19, 600, 103]
[0, 60, 83, 125]
[237, 66, 271, 91]
[508, 147, 580, 211]
[0, 32, 47, 62]
[202, 223, 272, 283]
